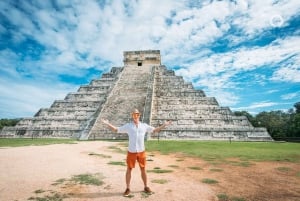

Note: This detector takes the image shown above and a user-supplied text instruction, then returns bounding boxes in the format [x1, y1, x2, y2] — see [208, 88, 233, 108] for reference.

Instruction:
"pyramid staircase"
[0, 50, 273, 141]
[86, 63, 155, 140]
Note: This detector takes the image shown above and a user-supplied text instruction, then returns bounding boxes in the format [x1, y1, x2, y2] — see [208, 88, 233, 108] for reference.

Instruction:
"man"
[101, 108, 172, 197]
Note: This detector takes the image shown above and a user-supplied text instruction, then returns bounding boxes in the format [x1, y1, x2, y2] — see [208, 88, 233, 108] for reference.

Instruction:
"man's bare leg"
[126, 167, 132, 189]
[140, 167, 147, 187]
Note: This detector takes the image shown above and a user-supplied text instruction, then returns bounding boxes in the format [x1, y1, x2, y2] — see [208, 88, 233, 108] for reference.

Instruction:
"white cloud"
[0, 79, 77, 118]
[233, 0, 300, 35]
[266, 89, 279, 94]
[233, 101, 278, 111]
[281, 92, 300, 100]
[176, 35, 300, 85]
[207, 90, 239, 107]
[1, 0, 300, 118]
[272, 65, 300, 82]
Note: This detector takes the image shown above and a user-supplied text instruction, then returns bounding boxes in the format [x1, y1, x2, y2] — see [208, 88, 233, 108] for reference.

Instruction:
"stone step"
[150, 128, 271, 141]
[90, 79, 116, 86]
[35, 108, 95, 118]
[65, 92, 107, 101]
[78, 85, 110, 92]
[15, 118, 87, 127]
[154, 96, 217, 104]
[0, 126, 81, 138]
[51, 100, 104, 108]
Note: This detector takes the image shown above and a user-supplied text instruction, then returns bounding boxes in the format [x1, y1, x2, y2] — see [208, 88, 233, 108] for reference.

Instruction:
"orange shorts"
[126, 151, 146, 168]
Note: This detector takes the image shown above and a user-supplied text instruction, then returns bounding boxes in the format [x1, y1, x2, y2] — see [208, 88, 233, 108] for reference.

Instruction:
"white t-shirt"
[118, 122, 154, 153]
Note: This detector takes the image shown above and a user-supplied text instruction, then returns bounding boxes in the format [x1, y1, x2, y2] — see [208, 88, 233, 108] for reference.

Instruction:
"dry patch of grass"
[107, 145, 126, 154]
[28, 192, 68, 201]
[276, 166, 292, 172]
[227, 160, 253, 167]
[88, 152, 112, 158]
[217, 193, 246, 201]
[210, 168, 223, 172]
[168, 165, 179, 169]
[52, 173, 105, 187]
[29, 173, 104, 201]
[151, 179, 169, 184]
[188, 166, 202, 170]
[201, 178, 218, 184]
[147, 167, 173, 173]
[108, 161, 126, 166]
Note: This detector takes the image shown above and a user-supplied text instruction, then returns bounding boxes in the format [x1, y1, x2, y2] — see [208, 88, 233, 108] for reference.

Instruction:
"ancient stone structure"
[1, 50, 273, 141]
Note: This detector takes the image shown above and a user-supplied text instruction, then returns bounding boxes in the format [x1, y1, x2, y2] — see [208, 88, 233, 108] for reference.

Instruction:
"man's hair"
[132, 108, 140, 114]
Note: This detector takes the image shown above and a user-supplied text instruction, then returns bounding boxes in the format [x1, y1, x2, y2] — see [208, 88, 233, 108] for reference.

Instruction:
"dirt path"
[0, 141, 299, 201]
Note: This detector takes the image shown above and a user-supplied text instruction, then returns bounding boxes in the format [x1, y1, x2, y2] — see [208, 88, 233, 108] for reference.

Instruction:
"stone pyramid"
[1, 50, 272, 141]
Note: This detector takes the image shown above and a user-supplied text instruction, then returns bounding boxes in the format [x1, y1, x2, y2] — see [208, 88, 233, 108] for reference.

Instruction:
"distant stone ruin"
[1, 50, 273, 141]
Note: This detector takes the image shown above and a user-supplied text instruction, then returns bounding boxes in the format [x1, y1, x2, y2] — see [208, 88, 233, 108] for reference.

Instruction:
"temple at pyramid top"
[1, 50, 273, 141]
[123, 50, 161, 66]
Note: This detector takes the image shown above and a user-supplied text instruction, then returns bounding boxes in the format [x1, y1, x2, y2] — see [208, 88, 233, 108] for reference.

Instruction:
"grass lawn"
[0, 138, 77, 147]
[1, 138, 299, 163]
[146, 140, 300, 162]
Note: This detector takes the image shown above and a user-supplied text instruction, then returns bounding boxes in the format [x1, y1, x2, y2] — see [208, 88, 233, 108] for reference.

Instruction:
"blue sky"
[0, 0, 300, 118]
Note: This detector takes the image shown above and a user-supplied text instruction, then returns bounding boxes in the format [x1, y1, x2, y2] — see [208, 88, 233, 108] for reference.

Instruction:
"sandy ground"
[0, 141, 299, 201]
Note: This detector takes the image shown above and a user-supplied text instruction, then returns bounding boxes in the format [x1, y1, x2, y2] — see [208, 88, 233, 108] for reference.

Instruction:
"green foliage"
[255, 111, 291, 138]
[258, 111, 300, 138]
[0, 118, 20, 130]
[294, 102, 300, 113]
[234, 111, 257, 125]
[234, 102, 300, 139]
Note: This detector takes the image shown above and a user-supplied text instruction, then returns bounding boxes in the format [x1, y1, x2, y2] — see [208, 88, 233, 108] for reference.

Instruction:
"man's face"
[132, 112, 140, 121]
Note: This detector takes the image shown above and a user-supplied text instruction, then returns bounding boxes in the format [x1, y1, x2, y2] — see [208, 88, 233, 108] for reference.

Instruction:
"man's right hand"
[101, 118, 118, 132]
[101, 118, 109, 125]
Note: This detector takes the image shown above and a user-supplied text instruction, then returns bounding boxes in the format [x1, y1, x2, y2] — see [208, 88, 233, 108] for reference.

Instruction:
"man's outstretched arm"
[101, 119, 118, 133]
[152, 120, 172, 133]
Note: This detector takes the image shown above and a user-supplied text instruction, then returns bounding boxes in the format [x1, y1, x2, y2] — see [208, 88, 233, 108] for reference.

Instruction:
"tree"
[294, 102, 300, 113]
[233, 111, 258, 126]
[0, 119, 20, 130]
[287, 113, 300, 137]
[255, 111, 289, 138]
